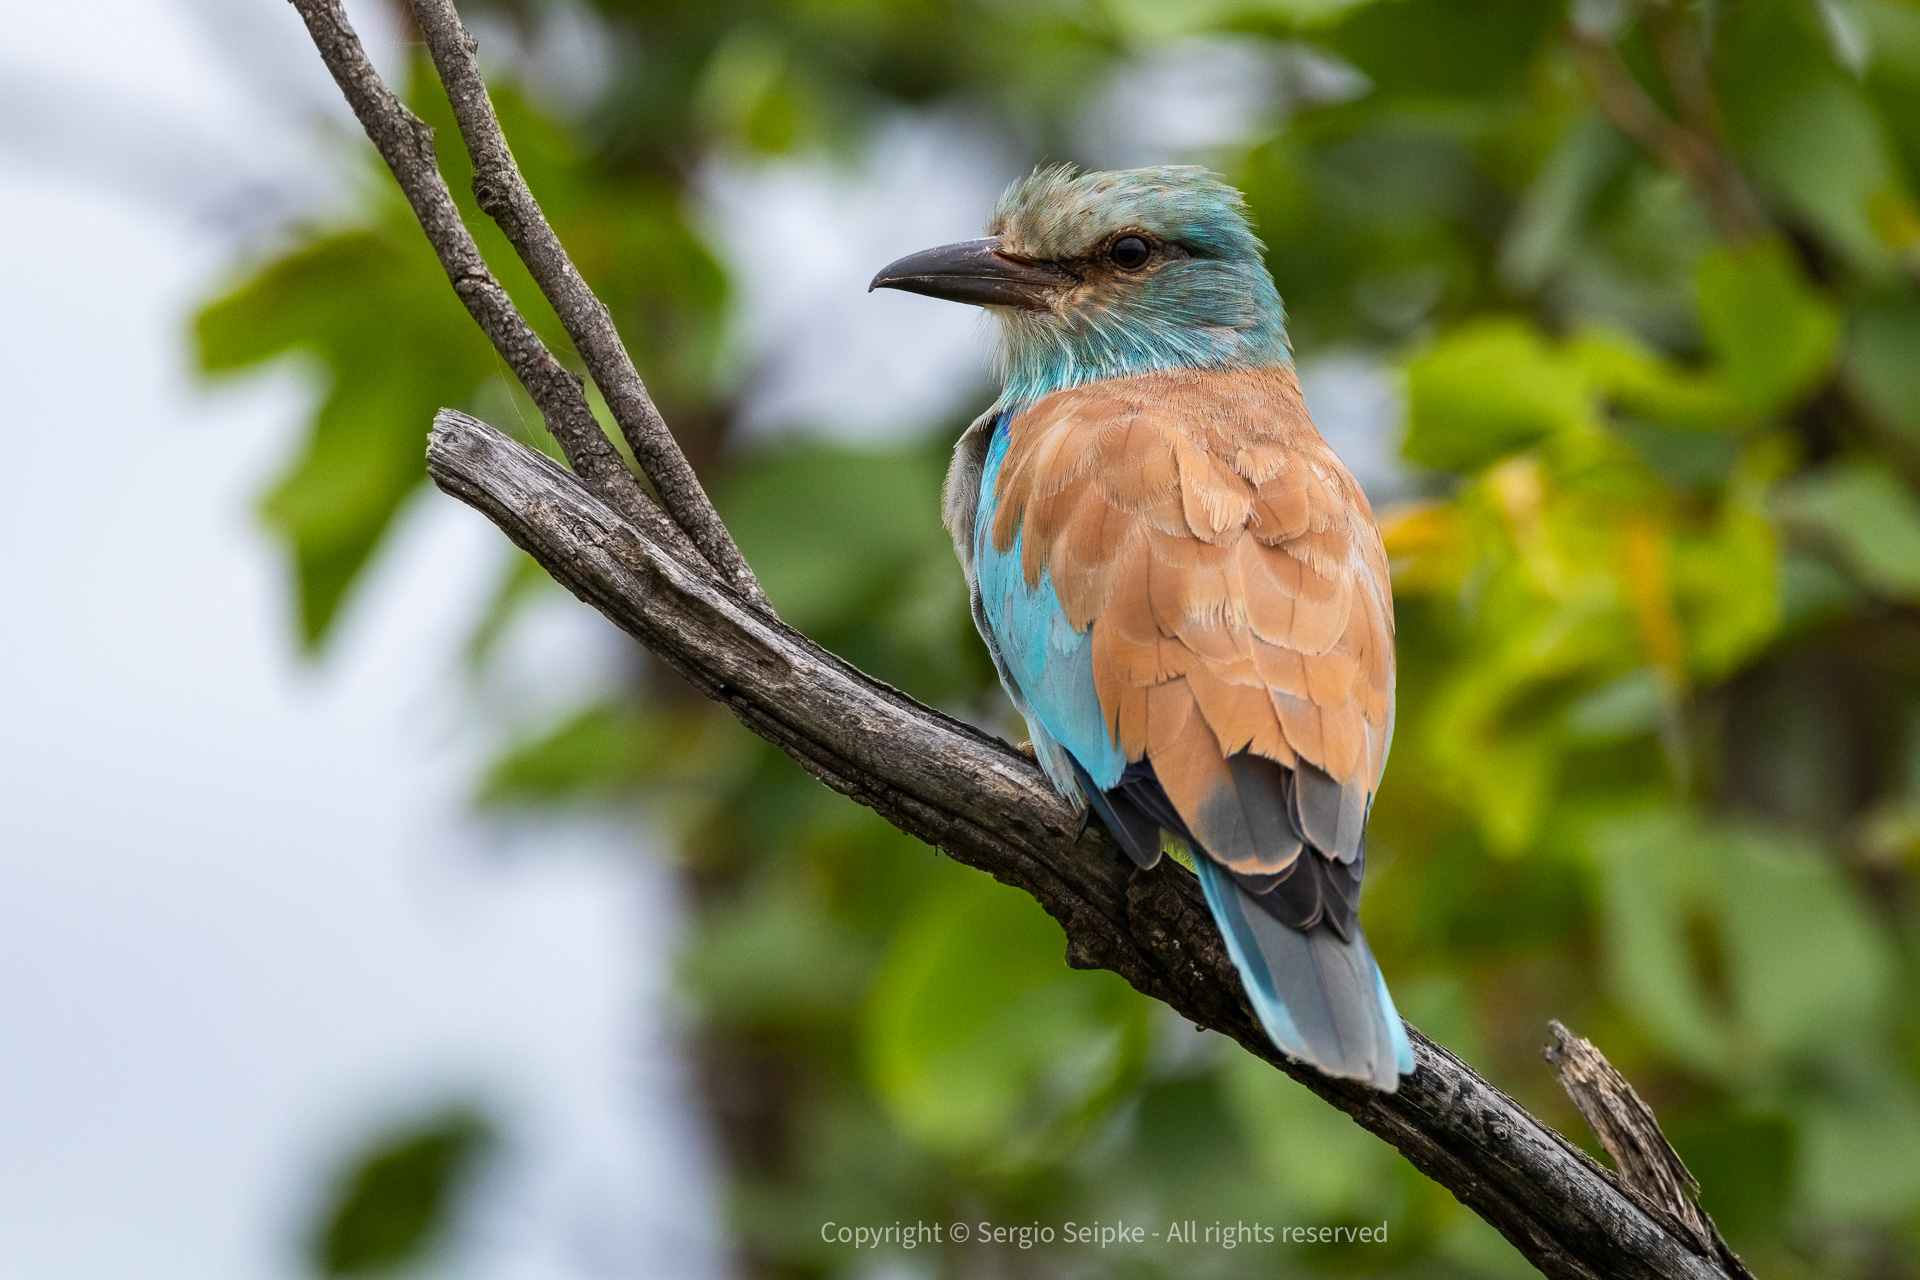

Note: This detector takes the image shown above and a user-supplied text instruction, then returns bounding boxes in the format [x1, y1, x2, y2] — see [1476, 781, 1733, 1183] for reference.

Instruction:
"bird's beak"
[868, 236, 1068, 310]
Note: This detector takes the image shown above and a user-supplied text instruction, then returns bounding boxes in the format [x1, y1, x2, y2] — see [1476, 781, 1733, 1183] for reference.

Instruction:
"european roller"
[870, 165, 1413, 1090]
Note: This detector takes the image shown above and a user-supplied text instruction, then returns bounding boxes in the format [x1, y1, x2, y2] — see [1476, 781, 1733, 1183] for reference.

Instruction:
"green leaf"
[1565, 668, 1664, 743]
[1775, 550, 1865, 636]
[719, 442, 950, 626]
[1592, 809, 1896, 1072]
[1795, 1062, 1920, 1220]
[1772, 458, 1920, 599]
[1863, 0, 1920, 188]
[863, 869, 1147, 1170]
[256, 371, 439, 645]
[479, 699, 754, 810]
[1695, 241, 1839, 415]
[1716, 826, 1896, 1053]
[195, 69, 727, 651]
[464, 550, 555, 674]
[1403, 319, 1590, 471]
[1845, 290, 1920, 440]
[1500, 116, 1635, 294]
[479, 702, 658, 807]
[1571, 329, 1744, 432]
[1717, 0, 1918, 268]
[308, 1107, 494, 1277]
[1107, 0, 1379, 40]
[1591, 809, 1733, 1075]
[1667, 1110, 1794, 1244]
[1436, 1217, 1538, 1280]
[716, 439, 984, 699]
[1319, 0, 1560, 98]
[197, 228, 496, 647]
[1670, 495, 1780, 679]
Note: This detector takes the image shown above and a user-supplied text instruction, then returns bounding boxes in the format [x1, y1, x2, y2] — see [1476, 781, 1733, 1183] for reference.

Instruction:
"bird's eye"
[1109, 236, 1150, 269]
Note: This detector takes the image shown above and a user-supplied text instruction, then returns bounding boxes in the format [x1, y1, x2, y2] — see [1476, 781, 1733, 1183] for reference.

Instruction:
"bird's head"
[870, 165, 1290, 407]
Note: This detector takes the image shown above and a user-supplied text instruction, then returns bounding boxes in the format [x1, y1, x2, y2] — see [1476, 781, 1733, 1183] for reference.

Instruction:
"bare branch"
[1545, 1023, 1756, 1280]
[285, 0, 1756, 1267]
[427, 407, 1740, 1280]
[406, 0, 767, 610]
[284, 0, 706, 569]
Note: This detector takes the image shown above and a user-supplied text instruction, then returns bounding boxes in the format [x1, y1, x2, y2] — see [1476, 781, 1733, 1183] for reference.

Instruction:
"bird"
[869, 164, 1413, 1090]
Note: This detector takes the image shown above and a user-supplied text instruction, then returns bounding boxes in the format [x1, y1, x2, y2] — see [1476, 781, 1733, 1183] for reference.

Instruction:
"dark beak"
[868, 236, 1068, 310]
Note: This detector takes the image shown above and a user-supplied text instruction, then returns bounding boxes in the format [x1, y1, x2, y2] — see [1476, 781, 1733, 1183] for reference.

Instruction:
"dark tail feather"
[1195, 857, 1414, 1090]
[1070, 758, 1162, 869]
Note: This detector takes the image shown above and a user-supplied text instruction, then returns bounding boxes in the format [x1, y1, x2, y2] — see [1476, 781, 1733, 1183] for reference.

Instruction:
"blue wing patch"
[974, 417, 1127, 793]
[966, 412, 1412, 1089]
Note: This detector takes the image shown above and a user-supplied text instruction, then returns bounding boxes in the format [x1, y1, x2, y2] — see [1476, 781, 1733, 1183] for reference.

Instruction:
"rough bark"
[1545, 1022, 1756, 1280]
[285, 0, 707, 573]
[426, 408, 1737, 1280]
[405, 0, 766, 609]
[284, 0, 1757, 1270]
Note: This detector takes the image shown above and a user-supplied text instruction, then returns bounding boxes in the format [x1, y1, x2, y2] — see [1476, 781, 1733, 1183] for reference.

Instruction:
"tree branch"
[406, 0, 767, 610]
[285, 0, 707, 571]
[286, 0, 1751, 1270]
[1568, 24, 1767, 244]
[1643, 2, 1724, 155]
[1545, 1023, 1755, 1280]
[427, 408, 1733, 1280]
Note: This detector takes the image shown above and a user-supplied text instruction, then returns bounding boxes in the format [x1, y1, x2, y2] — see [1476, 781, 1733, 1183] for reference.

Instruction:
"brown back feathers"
[990, 366, 1394, 874]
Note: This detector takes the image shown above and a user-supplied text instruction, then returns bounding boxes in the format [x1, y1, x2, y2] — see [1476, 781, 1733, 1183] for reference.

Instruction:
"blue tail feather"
[1196, 857, 1412, 1090]
[1373, 950, 1416, 1077]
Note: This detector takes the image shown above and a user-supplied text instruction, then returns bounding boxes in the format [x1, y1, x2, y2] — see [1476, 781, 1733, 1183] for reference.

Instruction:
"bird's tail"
[1195, 857, 1414, 1091]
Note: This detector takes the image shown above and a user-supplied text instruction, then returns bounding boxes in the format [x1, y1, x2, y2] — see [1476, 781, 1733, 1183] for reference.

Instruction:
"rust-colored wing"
[990, 365, 1394, 882]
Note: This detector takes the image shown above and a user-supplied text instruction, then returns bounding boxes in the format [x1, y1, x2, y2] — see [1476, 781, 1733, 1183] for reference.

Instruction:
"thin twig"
[1644, 2, 1723, 151]
[1544, 1022, 1756, 1280]
[284, 0, 705, 569]
[1569, 28, 1766, 243]
[426, 408, 1739, 1280]
[406, 0, 767, 610]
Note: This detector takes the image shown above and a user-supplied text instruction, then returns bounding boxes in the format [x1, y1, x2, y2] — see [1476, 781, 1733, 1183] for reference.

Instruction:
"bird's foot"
[1013, 740, 1038, 761]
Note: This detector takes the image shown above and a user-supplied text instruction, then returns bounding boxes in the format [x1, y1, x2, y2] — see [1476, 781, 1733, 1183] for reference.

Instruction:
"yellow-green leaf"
[1404, 319, 1590, 472]
[1696, 240, 1839, 415]
[1773, 458, 1920, 599]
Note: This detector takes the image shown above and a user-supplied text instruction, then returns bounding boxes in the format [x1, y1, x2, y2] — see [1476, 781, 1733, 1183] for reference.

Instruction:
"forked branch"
[286, 0, 704, 568]
[286, 1, 1749, 1275]
[407, 0, 765, 607]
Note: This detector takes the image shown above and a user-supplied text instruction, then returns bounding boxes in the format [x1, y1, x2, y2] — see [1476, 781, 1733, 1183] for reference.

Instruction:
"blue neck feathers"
[993, 261, 1291, 410]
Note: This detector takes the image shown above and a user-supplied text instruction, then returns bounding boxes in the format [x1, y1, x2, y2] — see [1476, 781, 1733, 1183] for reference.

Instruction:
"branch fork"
[285, 2, 1754, 1275]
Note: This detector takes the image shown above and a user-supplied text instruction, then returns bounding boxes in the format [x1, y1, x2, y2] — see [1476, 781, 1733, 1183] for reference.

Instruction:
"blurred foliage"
[308, 1107, 494, 1276]
[200, 0, 1920, 1276]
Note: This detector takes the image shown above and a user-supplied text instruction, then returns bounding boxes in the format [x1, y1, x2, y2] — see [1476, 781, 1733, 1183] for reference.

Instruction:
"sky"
[0, 5, 1402, 1278]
